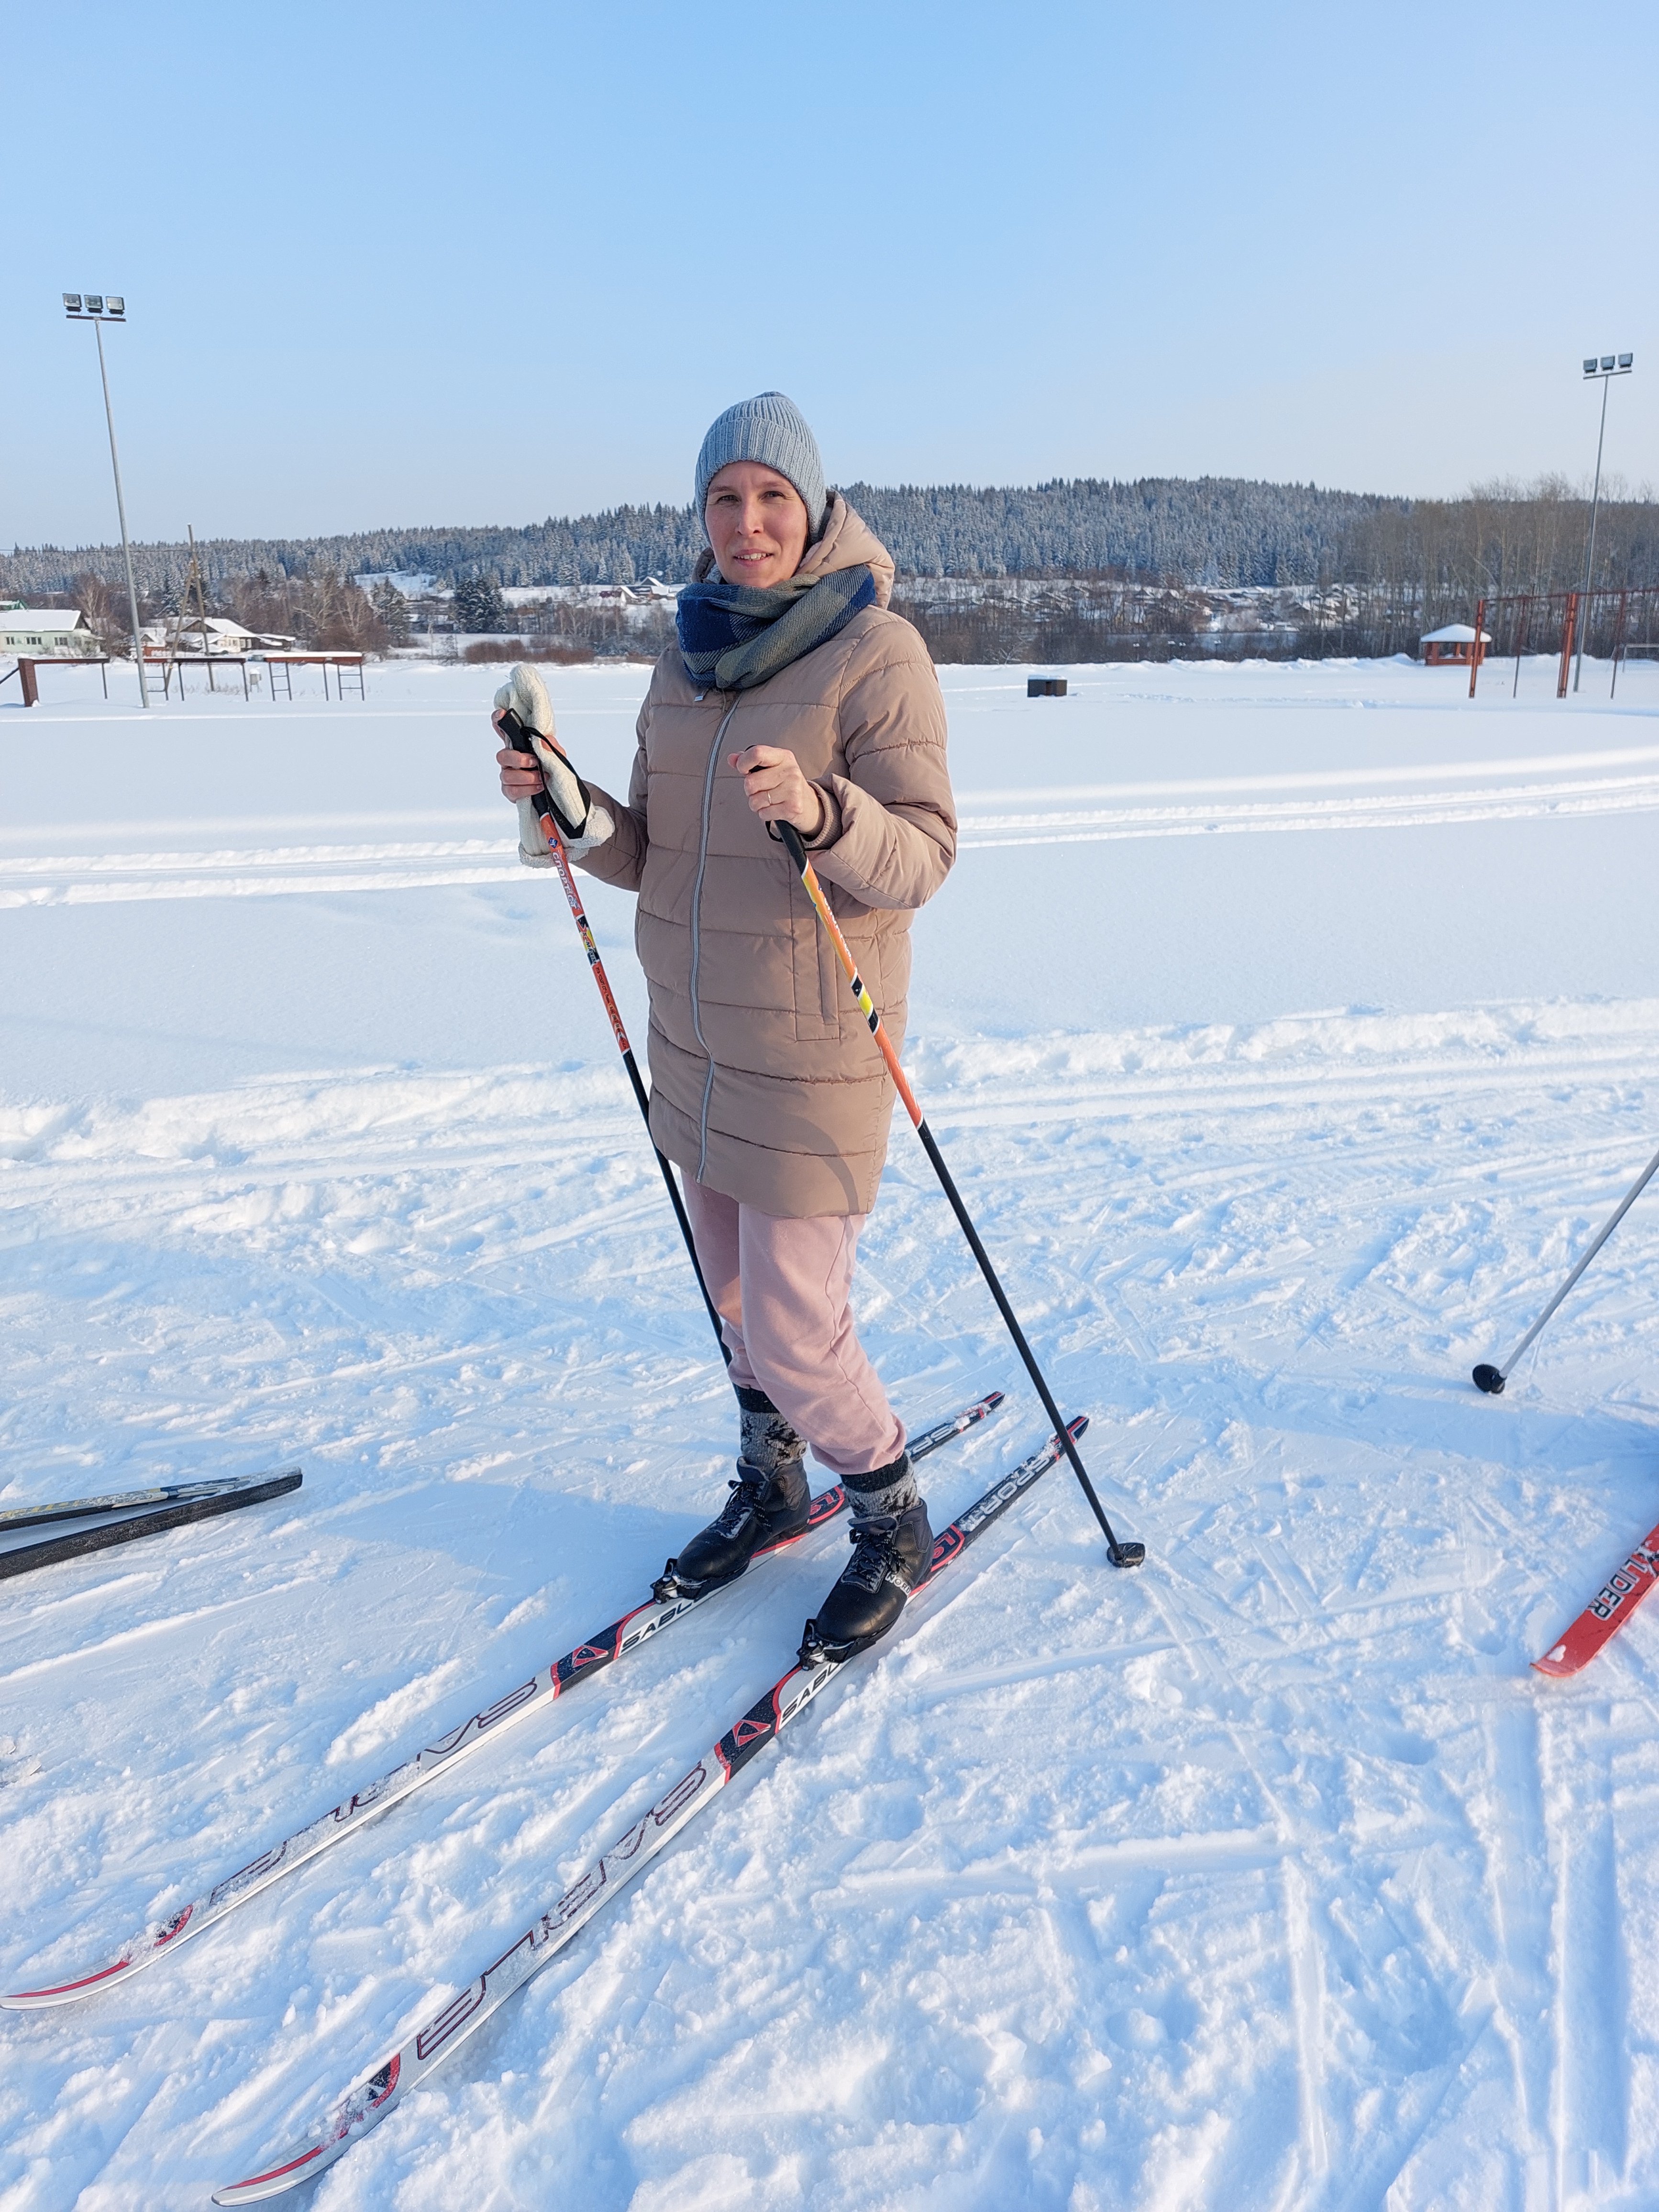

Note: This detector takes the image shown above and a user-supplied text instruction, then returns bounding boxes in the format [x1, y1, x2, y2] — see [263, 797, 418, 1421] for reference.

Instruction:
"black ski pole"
[499, 709, 730, 1366]
[1473, 1137, 1659, 1393]
[776, 819, 1144, 1569]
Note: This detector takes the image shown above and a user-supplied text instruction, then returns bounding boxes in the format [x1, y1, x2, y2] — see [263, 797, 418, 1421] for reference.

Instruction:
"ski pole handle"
[499, 710, 560, 839]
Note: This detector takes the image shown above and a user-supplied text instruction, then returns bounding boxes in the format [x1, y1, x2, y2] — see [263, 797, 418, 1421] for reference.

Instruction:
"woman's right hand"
[497, 742, 546, 804]
[494, 709, 546, 804]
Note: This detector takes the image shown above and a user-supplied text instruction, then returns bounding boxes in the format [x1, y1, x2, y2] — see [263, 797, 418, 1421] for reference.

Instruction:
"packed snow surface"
[2, 651, 1658, 2210]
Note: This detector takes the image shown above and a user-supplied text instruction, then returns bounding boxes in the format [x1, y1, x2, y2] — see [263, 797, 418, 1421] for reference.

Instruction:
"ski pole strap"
[498, 705, 591, 841]
[776, 822, 1144, 1571]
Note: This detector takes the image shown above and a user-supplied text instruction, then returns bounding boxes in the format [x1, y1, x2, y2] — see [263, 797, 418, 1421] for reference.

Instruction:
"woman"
[496, 392, 955, 1658]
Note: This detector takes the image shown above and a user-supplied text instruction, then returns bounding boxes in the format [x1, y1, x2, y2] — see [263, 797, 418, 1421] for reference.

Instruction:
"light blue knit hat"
[694, 392, 828, 542]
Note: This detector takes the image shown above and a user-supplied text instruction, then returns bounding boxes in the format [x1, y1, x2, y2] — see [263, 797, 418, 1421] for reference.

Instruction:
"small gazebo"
[1419, 622, 1493, 666]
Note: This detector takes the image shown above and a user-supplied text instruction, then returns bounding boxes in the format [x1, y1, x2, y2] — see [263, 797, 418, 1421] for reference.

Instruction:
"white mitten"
[494, 664, 614, 865]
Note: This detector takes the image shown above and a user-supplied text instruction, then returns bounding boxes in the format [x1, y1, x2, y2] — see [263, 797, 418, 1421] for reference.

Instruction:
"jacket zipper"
[689, 699, 737, 1182]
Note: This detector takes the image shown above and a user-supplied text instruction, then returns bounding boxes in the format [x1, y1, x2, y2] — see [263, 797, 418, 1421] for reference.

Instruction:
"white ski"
[210, 1416, 1084, 2204]
[1, 1395, 998, 2013]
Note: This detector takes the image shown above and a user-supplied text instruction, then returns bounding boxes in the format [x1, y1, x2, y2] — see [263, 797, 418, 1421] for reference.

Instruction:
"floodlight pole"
[82, 309, 149, 709]
[1573, 354, 1633, 696]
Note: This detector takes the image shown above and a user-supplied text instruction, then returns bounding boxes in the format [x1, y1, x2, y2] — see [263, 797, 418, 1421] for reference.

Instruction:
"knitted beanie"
[694, 392, 828, 542]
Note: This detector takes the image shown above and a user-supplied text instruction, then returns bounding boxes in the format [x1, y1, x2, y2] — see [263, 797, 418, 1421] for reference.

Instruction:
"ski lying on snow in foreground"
[0, 1475, 298, 1536]
[1533, 1512, 1659, 1677]
[0, 1469, 303, 1585]
[209, 1413, 1087, 2206]
[1, 1394, 999, 2014]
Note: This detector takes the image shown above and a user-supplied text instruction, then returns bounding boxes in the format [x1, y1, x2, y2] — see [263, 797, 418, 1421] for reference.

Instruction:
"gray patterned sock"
[842, 1451, 917, 1517]
[735, 1385, 806, 1479]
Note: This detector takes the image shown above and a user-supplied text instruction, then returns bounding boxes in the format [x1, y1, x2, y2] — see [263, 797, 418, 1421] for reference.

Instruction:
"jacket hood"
[692, 494, 895, 610]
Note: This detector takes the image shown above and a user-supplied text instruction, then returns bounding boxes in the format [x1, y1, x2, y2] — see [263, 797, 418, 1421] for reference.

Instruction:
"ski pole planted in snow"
[498, 708, 730, 1364]
[775, 819, 1144, 1570]
[1472, 1138, 1659, 1394]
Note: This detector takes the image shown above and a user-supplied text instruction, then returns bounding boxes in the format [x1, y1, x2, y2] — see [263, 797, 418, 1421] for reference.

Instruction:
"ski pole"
[1473, 1137, 1659, 1394]
[776, 820, 1144, 1569]
[499, 710, 730, 1366]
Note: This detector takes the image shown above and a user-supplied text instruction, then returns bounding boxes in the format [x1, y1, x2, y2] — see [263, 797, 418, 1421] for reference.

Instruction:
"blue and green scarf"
[676, 564, 876, 693]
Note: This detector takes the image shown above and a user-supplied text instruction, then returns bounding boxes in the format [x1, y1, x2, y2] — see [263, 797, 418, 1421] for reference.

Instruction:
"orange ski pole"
[776, 821, 1143, 1569]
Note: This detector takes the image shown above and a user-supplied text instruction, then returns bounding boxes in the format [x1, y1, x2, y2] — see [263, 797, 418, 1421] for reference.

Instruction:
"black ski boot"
[799, 1494, 933, 1664]
[658, 1389, 810, 1598]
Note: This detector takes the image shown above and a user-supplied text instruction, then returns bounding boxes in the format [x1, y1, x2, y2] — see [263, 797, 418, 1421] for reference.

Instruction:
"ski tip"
[0, 1951, 135, 2009]
[1471, 1363, 1506, 1395]
[1531, 1643, 1576, 1678]
[211, 2144, 327, 2204]
[983, 1389, 1007, 1410]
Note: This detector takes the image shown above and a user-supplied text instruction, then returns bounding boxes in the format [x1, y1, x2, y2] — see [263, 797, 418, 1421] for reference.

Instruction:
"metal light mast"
[64, 292, 149, 709]
[1573, 351, 1634, 695]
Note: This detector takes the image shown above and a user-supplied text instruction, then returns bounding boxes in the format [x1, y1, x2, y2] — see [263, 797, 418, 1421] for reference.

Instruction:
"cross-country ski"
[0, 1468, 302, 1583]
[1, 1395, 997, 2013]
[0, 1473, 288, 1536]
[209, 1420, 1085, 2206]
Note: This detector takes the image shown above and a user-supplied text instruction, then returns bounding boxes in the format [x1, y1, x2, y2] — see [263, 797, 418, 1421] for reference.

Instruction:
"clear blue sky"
[3, 0, 1655, 549]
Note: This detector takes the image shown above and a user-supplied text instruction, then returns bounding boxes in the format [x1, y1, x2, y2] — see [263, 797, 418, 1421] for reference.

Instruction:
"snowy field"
[3, 650, 1659, 2211]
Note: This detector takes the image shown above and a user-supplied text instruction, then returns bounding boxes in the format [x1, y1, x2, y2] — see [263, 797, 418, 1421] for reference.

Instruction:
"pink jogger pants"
[683, 1176, 906, 1480]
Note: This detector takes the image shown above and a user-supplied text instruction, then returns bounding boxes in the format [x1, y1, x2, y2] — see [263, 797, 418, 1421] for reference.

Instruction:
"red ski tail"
[1533, 1518, 1659, 1678]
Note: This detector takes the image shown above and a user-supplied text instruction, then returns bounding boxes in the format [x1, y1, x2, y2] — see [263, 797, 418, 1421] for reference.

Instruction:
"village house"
[0, 607, 102, 657]
[140, 616, 294, 656]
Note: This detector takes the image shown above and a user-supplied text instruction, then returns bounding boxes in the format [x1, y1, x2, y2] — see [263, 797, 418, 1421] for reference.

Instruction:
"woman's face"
[704, 462, 810, 589]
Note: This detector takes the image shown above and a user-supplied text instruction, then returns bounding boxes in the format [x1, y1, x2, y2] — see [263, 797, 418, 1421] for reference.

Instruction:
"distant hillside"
[2, 476, 1399, 599]
[10, 476, 1654, 667]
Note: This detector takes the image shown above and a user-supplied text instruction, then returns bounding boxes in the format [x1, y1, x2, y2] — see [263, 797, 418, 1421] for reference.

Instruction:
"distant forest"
[7, 474, 1656, 664]
[5, 477, 1393, 598]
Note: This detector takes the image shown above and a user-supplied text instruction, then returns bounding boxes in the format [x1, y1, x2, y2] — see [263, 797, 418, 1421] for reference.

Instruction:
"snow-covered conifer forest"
[6, 474, 1656, 658]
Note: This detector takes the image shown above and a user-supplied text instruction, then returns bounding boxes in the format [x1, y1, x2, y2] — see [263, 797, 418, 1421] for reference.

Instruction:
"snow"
[2, 649, 1658, 2209]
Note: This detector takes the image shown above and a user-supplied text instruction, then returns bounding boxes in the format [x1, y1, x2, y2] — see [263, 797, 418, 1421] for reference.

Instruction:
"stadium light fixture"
[1574, 348, 1636, 691]
[63, 288, 148, 706]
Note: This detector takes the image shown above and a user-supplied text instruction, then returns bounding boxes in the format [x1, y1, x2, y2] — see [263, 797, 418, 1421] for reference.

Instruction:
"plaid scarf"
[675, 564, 876, 692]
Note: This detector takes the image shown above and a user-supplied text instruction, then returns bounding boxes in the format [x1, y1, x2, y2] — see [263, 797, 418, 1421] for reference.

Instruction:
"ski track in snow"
[2, 657, 1659, 2210]
[7, 765, 1659, 907]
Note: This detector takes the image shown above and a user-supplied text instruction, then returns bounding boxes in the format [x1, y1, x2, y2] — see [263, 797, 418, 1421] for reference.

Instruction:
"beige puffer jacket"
[575, 497, 955, 1217]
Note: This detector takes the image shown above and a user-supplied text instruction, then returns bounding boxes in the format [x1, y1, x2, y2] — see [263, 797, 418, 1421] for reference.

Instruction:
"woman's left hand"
[730, 744, 826, 837]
